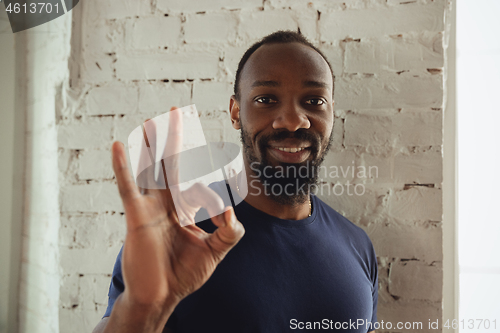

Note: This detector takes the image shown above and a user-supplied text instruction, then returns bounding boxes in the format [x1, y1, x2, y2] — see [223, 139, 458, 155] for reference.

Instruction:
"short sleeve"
[368, 244, 379, 332]
[103, 247, 124, 318]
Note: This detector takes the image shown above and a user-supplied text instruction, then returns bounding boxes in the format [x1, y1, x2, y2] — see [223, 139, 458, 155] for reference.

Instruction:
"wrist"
[105, 292, 180, 333]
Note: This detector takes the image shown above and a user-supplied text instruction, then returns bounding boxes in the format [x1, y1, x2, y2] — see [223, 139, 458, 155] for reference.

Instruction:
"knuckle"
[166, 210, 178, 222]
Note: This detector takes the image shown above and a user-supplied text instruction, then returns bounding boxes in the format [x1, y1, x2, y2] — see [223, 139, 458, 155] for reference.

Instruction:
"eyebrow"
[302, 80, 330, 89]
[250, 80, 330, 89]
[251, 80, 280, 88]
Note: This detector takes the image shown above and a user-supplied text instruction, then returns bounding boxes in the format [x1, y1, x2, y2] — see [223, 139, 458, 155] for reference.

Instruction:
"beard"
[240, 123, 333, 206]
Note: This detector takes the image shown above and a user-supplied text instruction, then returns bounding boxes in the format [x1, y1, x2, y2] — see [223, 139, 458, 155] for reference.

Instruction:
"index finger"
[162, 106, 183, 188]
[136, 119, 158, 191]
[112, 141, 141, 204]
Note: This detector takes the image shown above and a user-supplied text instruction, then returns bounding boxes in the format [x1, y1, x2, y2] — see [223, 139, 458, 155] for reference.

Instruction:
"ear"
[229, 95, 241, 130]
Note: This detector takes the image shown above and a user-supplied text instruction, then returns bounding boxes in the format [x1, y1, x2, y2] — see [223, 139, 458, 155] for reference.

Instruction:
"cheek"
[241, 110, 273, 137]
[312, 113, 333, 138]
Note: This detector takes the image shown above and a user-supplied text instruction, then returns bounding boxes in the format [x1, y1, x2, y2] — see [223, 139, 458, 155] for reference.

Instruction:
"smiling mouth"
[267, 146, 312, 164]
[275, 147, 308, 153]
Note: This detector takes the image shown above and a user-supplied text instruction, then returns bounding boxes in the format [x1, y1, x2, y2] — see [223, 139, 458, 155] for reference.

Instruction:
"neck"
[234, 166, 311, 220]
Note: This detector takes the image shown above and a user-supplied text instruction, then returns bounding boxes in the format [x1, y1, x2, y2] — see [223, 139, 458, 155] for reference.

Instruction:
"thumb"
[206, 207, 245, 260]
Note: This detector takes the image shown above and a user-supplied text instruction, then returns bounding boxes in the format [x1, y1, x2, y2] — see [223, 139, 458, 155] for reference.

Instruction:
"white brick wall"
[319, 1, 446, 41]
[57, 0, 451, 331]
[125, 17, 182, 49]
[184, 13, 238, 43]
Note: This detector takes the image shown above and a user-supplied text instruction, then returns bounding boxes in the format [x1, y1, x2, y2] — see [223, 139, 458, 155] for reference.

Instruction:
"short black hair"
[233, 30, 335, 101]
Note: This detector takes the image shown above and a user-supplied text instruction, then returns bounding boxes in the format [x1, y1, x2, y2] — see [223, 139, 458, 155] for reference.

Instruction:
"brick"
[192, 81, 233, 111]
[318, 183, 380, 224]
[385, 0, 445, 6]
[58, 149, 75, 178]
[82, 0, 151, 20]
[60, 214, 126, 249]
[345, 34, 444, 74]
[308, 0, 357, 11]
[319, 1, 445, 41]
[393, 150, 442, 184]
[223, 46, 248, 77]
[378, 300, 441, 332]
[80, 55, 115, 84]
[297, 9, 318, 42]
[82, 19, 124, 55]
[60, 274, 79, 308]
[320, 150, 359, 183]
[387, 186, 442, 222]
[366, 223, 442, 262]
[356, 153, 392, 184]
[93, 275, 114, 306]
[125, 17, 181, 50]
[157, 0, 262, 13]
[336, 72, 444, 109]
[376, 258, 393, 304]
[359, 150, 442, 184]
[59, 307, 106, 333]
[139, 82, 192, 114]
[114, 114, 152, 147]
[200, 119, 227, 142]
[221, 120, 241, 145]
[115, 51, 220, 80]
[78, 150, 114, 180]
[60, 183, 122, 213]
[184, 13, 238, 44]
[77, 274, 112, 310]
[344, 111, 442, 147]
[60, 246, 122, 275]
[86, 85, 139, 116]
[238, 10, 298, 41]
[58, 118, 113, 150]
[267, 0, 312, 9]
[59, 219, 76, 248]
[389, 260, 442, 301]
[317, 43, 344, 78]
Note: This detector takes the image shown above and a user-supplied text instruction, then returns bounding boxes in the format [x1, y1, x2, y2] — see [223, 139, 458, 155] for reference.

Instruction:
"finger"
[162, 107, 183, 189]
[206, 207, 245, 260]
[112, 141, 141, 205]
[137, 119, 157, 191]
[177, 182, 226, 225]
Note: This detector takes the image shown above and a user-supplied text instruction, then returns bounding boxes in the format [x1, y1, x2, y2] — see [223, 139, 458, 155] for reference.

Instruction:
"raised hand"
[105, 107, 245, 333]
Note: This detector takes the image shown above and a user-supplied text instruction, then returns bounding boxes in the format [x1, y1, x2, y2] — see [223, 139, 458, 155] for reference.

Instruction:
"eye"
[255, 96, 277, 104]
[305, 98, 326, 106]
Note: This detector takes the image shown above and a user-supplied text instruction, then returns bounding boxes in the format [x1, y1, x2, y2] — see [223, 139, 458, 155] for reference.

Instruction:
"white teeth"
[276, 147, 305, 153]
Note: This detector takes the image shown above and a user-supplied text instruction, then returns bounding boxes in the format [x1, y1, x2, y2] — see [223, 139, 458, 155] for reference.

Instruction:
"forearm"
[102, 292, 179, 333]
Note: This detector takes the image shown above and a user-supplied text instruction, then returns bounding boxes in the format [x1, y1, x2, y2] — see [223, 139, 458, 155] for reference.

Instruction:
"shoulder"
[314, 196, 375, 252]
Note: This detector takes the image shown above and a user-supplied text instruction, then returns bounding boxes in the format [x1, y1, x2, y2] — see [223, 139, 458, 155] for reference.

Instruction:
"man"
[93, 31, 378, 333]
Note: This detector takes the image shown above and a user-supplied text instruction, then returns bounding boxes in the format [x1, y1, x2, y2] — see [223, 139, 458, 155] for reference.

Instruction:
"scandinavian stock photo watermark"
[247, 161, 379, 198]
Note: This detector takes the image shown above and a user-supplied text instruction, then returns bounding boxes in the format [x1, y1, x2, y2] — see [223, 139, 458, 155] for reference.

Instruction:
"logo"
[127, 105, 247, 226]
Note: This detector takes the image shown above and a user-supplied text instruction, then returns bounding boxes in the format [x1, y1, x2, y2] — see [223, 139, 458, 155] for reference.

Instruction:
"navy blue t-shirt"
[104, 181, 378, 332]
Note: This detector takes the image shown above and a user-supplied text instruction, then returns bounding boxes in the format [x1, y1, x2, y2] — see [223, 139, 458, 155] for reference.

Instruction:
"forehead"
[240, 42, 333, 93]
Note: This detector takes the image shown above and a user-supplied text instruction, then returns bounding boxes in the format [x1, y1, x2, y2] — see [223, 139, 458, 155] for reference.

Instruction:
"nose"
[272, 101, 311, 132]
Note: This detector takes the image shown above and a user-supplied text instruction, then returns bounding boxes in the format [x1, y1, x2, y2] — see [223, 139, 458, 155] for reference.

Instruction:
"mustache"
[257, 129, 322, 151]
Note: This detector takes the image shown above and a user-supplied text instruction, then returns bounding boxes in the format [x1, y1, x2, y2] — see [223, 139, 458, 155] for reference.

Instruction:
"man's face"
[230, 42, 335, 204]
